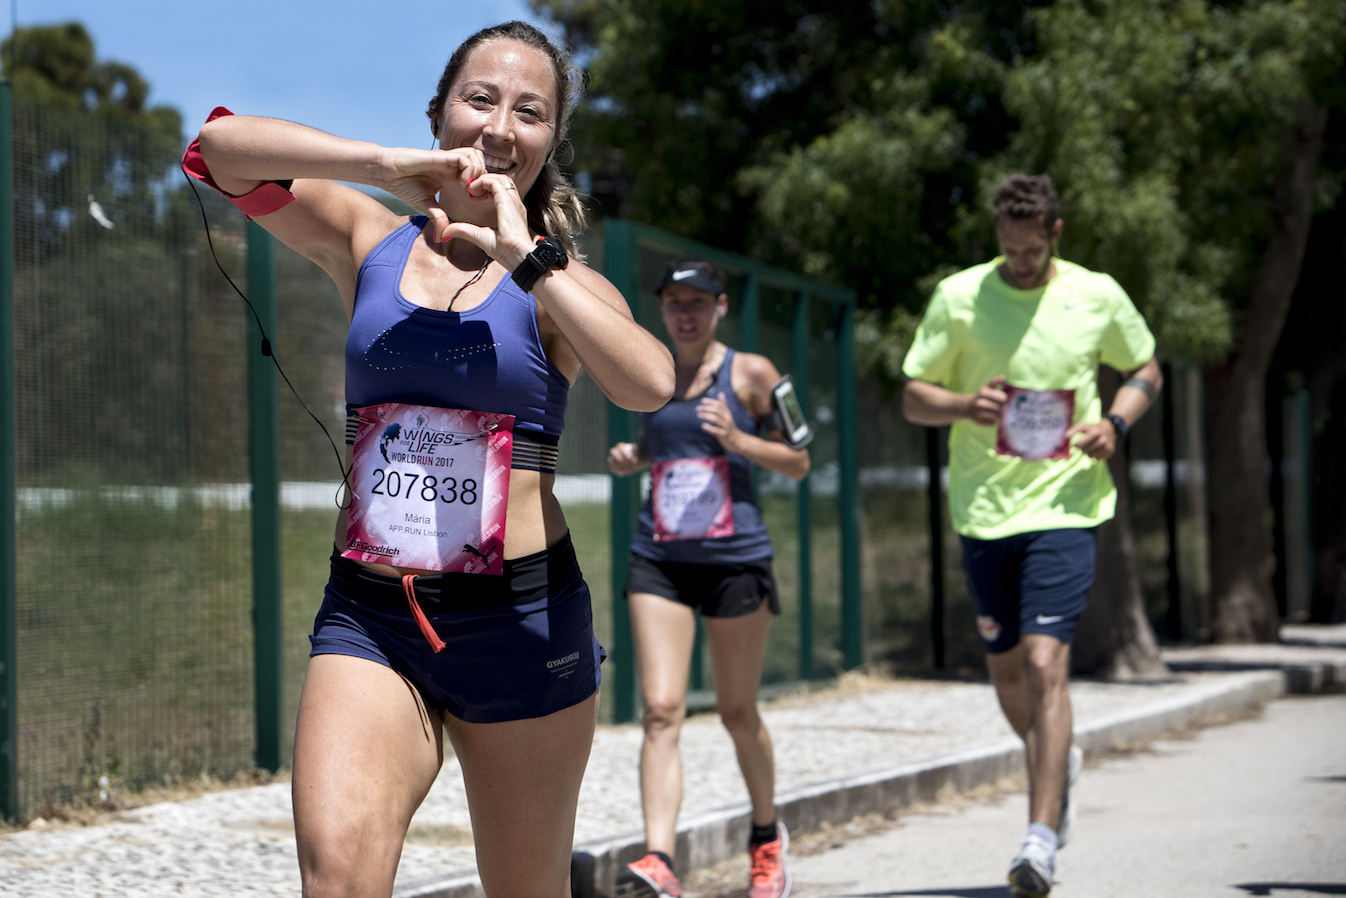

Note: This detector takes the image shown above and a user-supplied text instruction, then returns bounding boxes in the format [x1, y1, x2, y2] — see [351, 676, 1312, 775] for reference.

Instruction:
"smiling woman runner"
[607, 258, 810, 898]
[183, 21, 673, 898]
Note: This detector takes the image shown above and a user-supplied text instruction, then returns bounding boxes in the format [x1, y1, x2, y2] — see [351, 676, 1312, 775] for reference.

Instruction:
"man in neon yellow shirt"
[902, 174, 1162, 897]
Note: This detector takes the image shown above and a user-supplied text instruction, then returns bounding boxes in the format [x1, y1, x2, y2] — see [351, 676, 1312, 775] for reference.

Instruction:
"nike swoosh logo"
[672, 269, 697, 280]
[363, 326, 501, 371]
[1036, 614, 1065, 625]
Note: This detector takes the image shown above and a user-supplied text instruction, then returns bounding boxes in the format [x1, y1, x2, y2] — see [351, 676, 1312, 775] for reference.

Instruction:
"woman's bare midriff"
[334, 456, 570, 576]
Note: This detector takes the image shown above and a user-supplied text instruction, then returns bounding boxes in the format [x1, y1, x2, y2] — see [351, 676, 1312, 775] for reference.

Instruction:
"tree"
[533, 0, 1046, 264]
[1, 22, 181, 136]
[999, 0, 1343, 643]
[538, 0, 1175, 676]
[2, 23, 187, 257]
[748, 0, 1345, 648]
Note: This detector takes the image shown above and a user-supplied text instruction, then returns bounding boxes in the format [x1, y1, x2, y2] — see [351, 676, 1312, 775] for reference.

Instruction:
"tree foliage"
[2, 22, 182, 137]
[2, 23, 191, 259]
[541, 0, 1346, 648]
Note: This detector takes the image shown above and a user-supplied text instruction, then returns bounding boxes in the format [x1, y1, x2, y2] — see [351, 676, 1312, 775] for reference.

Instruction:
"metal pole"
[793, 293, 812, 680]
[0, 77, 18, 822]
[246, 222, 283, 772]
[1162, 361, 1182, 639]
[604, 220, 640, 724]
[925, 427, 946, 669]
[836, 301, 862, 669]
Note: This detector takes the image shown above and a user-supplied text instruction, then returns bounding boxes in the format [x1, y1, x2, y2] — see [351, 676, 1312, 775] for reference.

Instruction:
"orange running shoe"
[615, 852, 682, 898]
[748, 823, 792, 898]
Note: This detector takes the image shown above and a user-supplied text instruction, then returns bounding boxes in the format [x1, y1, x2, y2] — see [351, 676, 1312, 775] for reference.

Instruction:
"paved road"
[783, 693, 1346, 898]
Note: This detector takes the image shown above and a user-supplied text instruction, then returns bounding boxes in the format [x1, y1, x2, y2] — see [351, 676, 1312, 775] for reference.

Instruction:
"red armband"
[181, 106, 296, 219]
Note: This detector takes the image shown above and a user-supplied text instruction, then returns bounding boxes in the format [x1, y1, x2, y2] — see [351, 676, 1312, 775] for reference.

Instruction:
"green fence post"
[246, 222, 283, 772]
[837, 300, 862, 669]
[0, 78, 18, 822]
[793, 293, 813, 680]
[604, 220, 640, 724]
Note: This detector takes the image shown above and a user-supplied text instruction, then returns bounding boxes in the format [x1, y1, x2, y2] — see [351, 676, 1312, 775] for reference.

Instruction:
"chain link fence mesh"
[5, 98, 1211, 819]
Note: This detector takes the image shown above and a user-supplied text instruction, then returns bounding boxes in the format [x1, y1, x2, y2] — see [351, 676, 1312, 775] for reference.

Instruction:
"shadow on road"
[829, 887, 1010, 898]
[1234, 885, 1346, 896]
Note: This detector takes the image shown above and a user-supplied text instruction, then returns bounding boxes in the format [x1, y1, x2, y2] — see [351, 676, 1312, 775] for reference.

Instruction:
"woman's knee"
[718, 700, 762, 740]
[298, 823, 403, 898]
[642, 696, 686, 734]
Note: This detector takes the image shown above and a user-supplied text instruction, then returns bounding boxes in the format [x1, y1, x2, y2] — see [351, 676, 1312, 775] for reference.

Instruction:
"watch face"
[537, 237, 567, 269]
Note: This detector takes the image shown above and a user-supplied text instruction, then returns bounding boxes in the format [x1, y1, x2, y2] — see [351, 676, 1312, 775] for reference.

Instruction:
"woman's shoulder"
[730, 350, 782, 386]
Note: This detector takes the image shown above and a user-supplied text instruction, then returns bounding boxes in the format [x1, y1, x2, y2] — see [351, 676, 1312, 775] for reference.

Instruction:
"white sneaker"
[1008, 833, 1055, 896]
[1057, 744, 1084, 848]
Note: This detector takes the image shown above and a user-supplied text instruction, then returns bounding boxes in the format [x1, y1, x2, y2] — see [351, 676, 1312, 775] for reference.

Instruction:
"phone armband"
[769, 375, 813, 449]
[181, 107, 296, 220]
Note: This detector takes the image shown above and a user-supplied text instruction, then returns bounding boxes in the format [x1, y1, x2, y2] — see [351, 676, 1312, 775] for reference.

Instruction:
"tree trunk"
[1073, 368, 1168, 680]
[1205, 104, 1328, 644]
[1310, 375, 1346, 623]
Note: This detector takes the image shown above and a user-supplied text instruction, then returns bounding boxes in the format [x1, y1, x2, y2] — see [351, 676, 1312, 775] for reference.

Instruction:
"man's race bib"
[650, 456, 734, 543]
[996, 386, 1076, 460]
[343, 403, 513, 573]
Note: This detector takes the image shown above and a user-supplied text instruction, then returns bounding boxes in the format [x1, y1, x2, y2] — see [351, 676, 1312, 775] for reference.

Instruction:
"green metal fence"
[0, 92, 1253, 823]
[599, 220, 861, 724]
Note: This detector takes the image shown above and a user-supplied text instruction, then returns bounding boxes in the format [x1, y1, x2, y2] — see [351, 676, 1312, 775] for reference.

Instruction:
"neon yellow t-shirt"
[902, 258, 1156, 540]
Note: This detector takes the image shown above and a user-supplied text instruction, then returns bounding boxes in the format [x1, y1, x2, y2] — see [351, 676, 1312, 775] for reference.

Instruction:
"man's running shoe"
[615, 853, 682, 898]
[1057, 744, 1084, 848]
[748, 822, 792, 898]
[1008, 833, 1055, 897]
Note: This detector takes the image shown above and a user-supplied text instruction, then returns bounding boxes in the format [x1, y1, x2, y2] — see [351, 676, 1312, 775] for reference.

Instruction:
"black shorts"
[624, 552, 780, 618]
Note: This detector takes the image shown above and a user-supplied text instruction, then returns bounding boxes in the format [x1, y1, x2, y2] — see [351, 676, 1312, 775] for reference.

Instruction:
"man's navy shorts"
[960, 528, 1097, 654]
[310, 532, 604, 724]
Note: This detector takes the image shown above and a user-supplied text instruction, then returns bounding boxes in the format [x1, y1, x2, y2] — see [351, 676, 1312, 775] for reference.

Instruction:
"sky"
[17, 0, 547, 149]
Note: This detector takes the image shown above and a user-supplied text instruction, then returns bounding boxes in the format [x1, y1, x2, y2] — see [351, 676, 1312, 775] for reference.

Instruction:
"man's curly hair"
[992, 174, 1060, 231]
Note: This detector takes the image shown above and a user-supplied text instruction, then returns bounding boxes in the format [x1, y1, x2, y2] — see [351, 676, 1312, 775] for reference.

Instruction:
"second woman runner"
[608, 258, 810, 898]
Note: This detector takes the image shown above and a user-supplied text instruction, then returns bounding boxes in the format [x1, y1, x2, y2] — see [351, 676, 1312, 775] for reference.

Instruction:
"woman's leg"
[445, 693, 600, 898]
[628, 591, 699, 854]
[292, 654, 446, 898]
[703, 600, 776, 827]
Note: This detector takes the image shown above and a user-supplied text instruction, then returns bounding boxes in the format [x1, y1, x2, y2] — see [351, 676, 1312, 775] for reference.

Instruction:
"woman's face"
[439, 39, 559, 198]
[659, 284, 728, 349]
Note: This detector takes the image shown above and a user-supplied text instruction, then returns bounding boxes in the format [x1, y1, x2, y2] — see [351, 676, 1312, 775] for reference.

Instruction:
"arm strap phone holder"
[768, 375, 813, 449]
[181, 107, 296, 220]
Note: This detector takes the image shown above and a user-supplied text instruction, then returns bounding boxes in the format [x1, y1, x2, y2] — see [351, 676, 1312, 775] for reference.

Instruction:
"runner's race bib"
[343, 403, 513, 573]
[650, 456, 735, 543]
[996, 386, 1076, 461]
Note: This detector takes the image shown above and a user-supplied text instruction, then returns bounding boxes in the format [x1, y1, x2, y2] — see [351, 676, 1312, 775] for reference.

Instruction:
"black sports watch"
[1105, 413, 1130, 440]
[511, 236, 569, 292]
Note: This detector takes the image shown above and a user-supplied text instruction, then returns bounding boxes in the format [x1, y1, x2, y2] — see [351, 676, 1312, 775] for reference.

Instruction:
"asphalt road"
[782, 692, 1346, 898]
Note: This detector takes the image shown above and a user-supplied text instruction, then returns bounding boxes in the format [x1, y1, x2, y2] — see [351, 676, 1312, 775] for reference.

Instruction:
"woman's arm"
[607, 439, 649, 476]
[441, 177, 675, 413]
[193, 113, 485, 304]
[701, 352, 810, 482]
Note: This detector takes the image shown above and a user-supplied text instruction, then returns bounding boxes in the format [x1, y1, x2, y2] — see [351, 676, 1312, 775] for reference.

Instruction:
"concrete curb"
[569, 670, 1286, 898]
[1163, 656, 1346, 694]
[395, 669, 1287, 898]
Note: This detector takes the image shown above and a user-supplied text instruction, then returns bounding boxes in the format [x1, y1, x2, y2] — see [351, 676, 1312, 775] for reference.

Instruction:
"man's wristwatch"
[1105, 413, 1130, 439]
[511, 236, 568, 292]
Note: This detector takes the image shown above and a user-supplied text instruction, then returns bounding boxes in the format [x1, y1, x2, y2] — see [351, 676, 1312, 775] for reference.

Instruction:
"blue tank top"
[345, 217, 569, 462]
[630, 348, 773, 564]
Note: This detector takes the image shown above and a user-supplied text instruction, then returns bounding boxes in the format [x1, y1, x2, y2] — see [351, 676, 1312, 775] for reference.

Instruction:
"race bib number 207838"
[343, 403, 513, 574]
